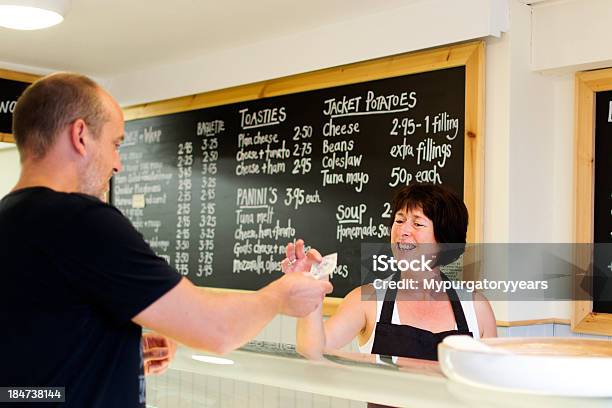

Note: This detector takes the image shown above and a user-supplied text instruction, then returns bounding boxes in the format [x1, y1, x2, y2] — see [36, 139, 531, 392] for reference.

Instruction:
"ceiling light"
[0, 0, 71, 30]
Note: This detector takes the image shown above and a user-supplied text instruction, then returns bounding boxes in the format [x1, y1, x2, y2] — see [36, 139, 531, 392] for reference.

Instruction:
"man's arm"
[133, 273, 332, 354]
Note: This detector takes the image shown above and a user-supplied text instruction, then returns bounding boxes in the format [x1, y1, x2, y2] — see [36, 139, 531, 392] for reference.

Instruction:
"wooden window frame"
[123, 41, 485, 315]
[573, 68, 612, 335]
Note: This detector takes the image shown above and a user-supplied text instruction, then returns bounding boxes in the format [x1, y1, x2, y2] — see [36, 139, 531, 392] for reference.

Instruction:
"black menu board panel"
[0, 69, 36, 140]
[112, 44, 484, 298]
[593, 90, 612, 313]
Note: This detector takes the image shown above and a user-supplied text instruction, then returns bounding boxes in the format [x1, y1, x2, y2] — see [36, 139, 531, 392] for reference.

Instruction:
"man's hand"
[142, 332, 177, 375]
[265, 272, 333, 317]
[281, 239, 323, 274]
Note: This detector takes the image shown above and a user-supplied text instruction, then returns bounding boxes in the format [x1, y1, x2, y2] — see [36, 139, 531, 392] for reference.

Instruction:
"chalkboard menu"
[112, 44, 484, 298]
[593, 90, 612, 313]
[0, 75, 30, 135]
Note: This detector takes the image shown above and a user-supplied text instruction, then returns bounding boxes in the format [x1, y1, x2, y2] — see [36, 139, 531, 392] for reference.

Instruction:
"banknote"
[309, 253, 337, 280]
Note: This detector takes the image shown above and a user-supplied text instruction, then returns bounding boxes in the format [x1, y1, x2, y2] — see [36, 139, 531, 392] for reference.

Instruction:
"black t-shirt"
[0, 187, 182, 408]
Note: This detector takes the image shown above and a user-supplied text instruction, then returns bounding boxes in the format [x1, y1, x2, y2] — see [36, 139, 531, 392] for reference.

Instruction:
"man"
[0, 73, 331, 407]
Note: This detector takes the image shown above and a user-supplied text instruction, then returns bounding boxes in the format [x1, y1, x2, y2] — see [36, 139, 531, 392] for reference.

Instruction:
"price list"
[112, 66, 467, 296]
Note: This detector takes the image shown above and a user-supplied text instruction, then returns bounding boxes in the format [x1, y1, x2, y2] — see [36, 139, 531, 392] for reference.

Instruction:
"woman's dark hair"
[390, 183, 468, 266]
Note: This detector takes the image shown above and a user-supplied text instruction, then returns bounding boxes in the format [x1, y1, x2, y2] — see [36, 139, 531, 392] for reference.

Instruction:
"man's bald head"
[12, 72, 110, 161]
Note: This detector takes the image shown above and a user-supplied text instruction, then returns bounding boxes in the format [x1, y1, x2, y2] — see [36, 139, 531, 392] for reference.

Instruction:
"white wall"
[479, 1, 577, 321]
[531, 0, 612, 72]
[103, 0, 508, 106]
[0, 147, 19, 198]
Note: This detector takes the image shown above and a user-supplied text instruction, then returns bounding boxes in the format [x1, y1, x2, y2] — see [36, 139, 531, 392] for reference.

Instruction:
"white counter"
[157, 342, 612, 408]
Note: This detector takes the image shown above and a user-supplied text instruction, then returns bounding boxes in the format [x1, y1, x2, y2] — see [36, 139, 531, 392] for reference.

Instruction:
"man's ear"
[69, 119, 89, 157]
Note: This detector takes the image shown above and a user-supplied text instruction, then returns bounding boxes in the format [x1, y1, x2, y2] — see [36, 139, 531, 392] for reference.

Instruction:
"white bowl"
[439, 337, 612, 397]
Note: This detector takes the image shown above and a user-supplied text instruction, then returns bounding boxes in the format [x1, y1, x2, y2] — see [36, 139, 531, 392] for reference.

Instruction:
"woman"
[285, 184, 496, 361]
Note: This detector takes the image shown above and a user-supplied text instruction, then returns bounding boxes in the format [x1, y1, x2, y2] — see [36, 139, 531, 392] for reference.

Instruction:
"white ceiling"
[0, 0, 414, 77]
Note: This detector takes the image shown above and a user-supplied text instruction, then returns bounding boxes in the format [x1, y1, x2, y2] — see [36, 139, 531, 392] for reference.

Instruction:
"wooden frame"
[123, 41, 486, 314]
[573, 68, 612, 335]
[0, 68, 39, 143]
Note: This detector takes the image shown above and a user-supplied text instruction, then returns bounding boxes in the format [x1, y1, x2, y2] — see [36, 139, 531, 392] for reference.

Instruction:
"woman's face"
[391, 206, 437, 245]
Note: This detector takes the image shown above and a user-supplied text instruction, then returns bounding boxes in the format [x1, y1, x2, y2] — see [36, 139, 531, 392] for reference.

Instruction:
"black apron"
[371, 274, 473, 361]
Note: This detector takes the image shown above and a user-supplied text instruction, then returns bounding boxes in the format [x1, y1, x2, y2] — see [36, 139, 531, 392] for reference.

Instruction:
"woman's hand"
[281, 239, 322, 274]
